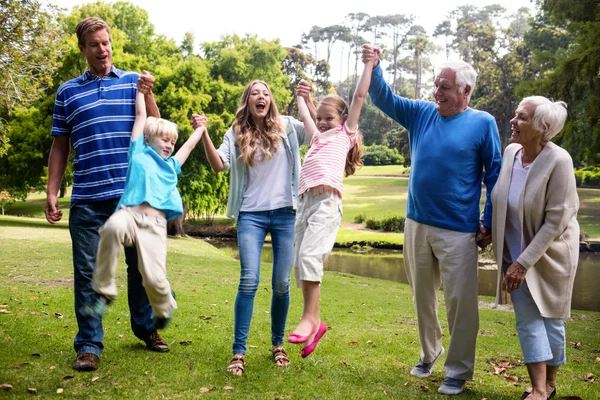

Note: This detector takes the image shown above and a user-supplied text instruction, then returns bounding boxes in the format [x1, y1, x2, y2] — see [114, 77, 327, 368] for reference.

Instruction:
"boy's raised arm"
[174, 114, 207, 166]
[131, 87, 146, 142]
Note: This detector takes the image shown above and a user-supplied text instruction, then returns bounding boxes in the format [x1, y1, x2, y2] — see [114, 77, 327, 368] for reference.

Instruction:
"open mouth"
[256, 102, 266, 112]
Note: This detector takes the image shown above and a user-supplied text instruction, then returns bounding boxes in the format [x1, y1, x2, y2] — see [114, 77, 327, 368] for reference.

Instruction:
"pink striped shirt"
[298, 123, 358, 198]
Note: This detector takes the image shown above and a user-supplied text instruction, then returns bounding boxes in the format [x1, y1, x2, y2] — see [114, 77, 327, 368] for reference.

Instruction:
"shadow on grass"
[0, 217, 69, 230]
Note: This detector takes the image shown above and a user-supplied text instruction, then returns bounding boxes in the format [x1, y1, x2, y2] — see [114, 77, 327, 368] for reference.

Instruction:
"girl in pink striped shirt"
[287, 59, 373, 358]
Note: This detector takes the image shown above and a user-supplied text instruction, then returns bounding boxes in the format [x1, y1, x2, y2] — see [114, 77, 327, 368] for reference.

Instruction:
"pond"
[208, 240, 600, 312]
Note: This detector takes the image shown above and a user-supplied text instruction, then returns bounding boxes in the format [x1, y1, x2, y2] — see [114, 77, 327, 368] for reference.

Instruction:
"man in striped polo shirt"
[45, 17, 168, 371]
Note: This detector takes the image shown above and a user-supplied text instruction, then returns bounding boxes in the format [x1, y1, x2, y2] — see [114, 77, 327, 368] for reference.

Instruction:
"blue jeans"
[70, 199, 157, 357]
[233, 207, 296, 354]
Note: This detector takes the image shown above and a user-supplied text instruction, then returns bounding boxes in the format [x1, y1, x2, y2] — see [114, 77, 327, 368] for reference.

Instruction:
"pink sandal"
[301, 321, 328, 358]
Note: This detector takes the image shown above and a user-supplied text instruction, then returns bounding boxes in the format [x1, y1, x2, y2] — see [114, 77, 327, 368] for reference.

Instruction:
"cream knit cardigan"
[491, 142, 579, 319]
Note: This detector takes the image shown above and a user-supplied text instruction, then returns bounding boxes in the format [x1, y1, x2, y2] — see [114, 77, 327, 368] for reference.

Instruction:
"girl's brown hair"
[233, 80, 283, 166]
[318, 95, 364, 176]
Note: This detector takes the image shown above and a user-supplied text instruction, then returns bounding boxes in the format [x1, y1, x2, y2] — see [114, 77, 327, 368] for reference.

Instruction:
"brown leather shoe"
[144, 331, 169, 352]
[72, 353, 99, 371]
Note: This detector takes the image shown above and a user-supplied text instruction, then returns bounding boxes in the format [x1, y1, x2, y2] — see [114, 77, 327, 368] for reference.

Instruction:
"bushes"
[355, 213, 405, 233]
[574, 167, 600, 188]
[362, 145, 404, 166]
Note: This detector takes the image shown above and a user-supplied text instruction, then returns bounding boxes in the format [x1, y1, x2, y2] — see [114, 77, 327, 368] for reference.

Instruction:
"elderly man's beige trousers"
[403, 218, 479, 381]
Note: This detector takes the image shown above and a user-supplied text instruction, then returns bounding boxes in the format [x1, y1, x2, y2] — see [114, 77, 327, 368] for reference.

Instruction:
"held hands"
[361, 44, 381, 65]
[137, 70, 155, 95]
[296, 79, 312, 100]
[502, 261, 527, 293]
[44, 194, 63, 224]
[475, 222, 492, 250]
[191, 113, 208, 132]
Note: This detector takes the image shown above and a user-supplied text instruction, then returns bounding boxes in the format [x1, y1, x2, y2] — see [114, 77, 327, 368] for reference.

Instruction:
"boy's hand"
[138, 70, 155, 94]
[361, 44, 380, 65]
[191, 114, 208, 130]
[296, 80, 312, 100]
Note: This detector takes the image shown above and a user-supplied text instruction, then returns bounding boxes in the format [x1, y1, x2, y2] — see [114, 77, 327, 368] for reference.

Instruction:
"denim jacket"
[217, 116, 307, 220]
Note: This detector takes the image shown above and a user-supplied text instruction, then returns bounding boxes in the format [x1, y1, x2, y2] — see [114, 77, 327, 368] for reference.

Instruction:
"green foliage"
[365, 215, 405, 232]
[574, 167, 600, 188]
[361, 144, 404, 166]
[354, 213, 366, 224]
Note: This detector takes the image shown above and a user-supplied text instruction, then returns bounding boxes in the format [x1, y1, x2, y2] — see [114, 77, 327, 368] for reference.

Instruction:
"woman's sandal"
[227, 354, 245, 376]
[272, 346, 290, 367]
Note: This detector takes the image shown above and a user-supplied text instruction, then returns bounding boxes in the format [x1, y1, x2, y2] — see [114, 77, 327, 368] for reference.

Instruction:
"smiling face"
[434, 68, 469, 117]
[510, 101, 542, 146]
[316, 103, 344, 132]
[147, 134, 176, 160]
[79, 28, 112, 77]
[247, 83, 272, 123]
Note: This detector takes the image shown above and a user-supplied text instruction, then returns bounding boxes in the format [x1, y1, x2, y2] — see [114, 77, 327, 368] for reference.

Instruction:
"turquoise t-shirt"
[116, 136, 183, 221]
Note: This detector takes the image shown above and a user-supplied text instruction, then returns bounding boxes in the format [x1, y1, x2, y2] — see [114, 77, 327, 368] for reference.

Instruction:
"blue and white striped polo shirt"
[51, 66, 140, 204]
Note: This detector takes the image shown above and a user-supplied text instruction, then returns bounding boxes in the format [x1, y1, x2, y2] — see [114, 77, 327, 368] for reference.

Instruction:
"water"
[209, 240, 600, 312]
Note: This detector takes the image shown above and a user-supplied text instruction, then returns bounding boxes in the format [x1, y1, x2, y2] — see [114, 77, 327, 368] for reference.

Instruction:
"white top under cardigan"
[491, 142, 580, 319]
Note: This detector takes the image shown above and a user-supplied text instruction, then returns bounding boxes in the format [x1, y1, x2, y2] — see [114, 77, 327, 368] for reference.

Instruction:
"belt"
[300, 185, 338, 198]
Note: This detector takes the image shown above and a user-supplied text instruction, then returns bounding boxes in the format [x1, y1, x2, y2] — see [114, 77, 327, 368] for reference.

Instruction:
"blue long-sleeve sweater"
[369, 64, 502, 232]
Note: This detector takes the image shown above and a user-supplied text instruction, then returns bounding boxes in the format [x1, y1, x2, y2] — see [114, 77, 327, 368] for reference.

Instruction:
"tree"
[379, 14, 415, 93]
[0, 0, 65, 157]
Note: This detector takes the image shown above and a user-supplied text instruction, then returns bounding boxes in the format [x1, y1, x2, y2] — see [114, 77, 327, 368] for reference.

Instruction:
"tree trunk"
[167, 203, 189, 237]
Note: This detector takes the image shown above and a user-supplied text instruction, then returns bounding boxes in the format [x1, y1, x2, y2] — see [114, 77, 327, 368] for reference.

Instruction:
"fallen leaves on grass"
[585, 373, 595, 382]
[339, 360, 350, 366]
[488, 359, 518, 375]
[56, 388, 64, 394]
[223, 386, 233, 391]
[569, 341, 583, 350]
[27, 388, 37, 393]
[596, 357, 600, 363]
[504, 375, 519, 382]
[49, 365, 56, 370]
[421, 384, 429, 390]
[348, 341, 358, 345]
[63, 375, 74, 380]
[366, 340, 377, 347]
[91, 376, 100, 382]
[0, 384, 13, 390]
[54, 312, 63, 319]
[0, 309, 12, 314]
[179, 340, 192, 345]
[200, 387, 210, 393]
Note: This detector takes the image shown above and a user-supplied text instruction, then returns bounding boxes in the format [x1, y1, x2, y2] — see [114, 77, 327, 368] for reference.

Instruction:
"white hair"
[437, 60, 478, 103]
[520, 96, 568, 142]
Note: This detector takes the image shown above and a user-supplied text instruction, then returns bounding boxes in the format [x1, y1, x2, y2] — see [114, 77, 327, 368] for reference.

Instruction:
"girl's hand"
[296, 80, 312, 100]
[361, 44, 380, 65]
[191, 114, 208, 129]
[138, 70, 155, 94]
[502, 261, 527, 292]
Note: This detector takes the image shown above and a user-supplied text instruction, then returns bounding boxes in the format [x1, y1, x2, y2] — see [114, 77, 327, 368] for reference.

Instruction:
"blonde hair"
[76, 17, 111, 47]
[144, 117, 178, 142]
[520, 96, 568, 142]
[318, 95, 364, 176]
[233, 80, 283, 166]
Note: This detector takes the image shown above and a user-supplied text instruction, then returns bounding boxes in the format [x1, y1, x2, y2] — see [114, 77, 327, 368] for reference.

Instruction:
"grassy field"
[1, 216, 599, 399]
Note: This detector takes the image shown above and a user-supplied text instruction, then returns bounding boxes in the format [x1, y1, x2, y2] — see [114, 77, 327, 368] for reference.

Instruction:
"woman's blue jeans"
[233, 207, 296, 354]
[70, 199, 157, 357]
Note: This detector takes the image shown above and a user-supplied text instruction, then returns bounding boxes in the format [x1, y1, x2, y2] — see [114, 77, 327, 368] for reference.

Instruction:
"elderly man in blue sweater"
[362, 44, 501, 395]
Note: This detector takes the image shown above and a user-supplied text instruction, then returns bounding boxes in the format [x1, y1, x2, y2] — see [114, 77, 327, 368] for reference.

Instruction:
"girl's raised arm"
[131, 88, 146, 142]
[346, 60, 374, 132]
[297, 94, 318, 137]
[192, 114, 224, 172]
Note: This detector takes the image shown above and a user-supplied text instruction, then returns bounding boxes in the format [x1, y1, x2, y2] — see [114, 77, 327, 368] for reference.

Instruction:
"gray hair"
[437, 60, 477, 103]
[520, 96, 568, 142]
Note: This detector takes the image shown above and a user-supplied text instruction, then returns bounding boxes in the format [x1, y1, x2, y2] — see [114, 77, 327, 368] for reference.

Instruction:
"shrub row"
[574, 167, 600, 188]
[362, 145, 404, 166]
[354, 213, 406, 233]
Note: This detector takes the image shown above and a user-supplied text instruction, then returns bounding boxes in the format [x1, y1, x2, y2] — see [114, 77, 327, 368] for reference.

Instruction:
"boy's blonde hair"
[318, 95, 364, 176]
[144, 116, 178, 142]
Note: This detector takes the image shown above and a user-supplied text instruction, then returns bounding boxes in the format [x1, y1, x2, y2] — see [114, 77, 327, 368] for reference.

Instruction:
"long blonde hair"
[318, 95, 364, 176]
[233, 80, 283, 166]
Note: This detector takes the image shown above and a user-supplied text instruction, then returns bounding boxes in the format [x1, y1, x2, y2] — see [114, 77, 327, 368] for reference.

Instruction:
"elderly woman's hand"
[502, 261, 527, 292]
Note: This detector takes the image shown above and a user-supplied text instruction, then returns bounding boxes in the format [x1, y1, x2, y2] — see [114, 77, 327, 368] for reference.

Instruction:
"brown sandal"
[227, 354, 245, 376]
[272, 346, 290, 367]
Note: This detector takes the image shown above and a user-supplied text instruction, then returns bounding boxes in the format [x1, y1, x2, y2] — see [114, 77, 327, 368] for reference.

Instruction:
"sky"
[48, 0, 537, 81]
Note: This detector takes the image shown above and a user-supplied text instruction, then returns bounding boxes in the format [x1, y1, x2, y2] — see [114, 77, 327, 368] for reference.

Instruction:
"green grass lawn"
[1, 216, 599, 399]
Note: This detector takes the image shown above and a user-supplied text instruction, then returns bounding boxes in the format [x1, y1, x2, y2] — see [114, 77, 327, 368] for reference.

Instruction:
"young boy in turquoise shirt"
[83, 78, 207, 328]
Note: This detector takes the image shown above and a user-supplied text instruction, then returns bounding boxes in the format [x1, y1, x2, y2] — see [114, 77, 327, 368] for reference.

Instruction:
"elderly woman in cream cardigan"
[491, 96, 579, 400]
